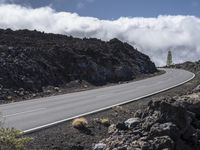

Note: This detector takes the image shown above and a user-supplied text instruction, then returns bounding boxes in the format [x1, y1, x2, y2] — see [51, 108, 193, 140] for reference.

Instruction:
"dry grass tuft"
[99, 118, 110, 127]
[94, 118, 111, 127]
[72, 117, 88, 129]
[112, 105, 129, 113]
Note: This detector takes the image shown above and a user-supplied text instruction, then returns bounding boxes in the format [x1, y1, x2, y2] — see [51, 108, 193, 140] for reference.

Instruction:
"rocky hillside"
[0, 29, 157, 101]
[173, 60, 200, 73]
[94, 92, 200, 150]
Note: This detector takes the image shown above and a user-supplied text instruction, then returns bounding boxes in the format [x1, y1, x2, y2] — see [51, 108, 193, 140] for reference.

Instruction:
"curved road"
[0, 69, 195, 133]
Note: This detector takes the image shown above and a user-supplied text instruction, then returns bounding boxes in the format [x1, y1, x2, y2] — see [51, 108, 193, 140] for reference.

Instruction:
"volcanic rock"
[94, 93, 200, 150]
[0, 29, 157, 100]
[124, 118, 140, 129]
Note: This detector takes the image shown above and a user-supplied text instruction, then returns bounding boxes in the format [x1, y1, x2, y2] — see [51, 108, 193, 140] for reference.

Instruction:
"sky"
[0, 0, 200, 66]
[2, 0, 200, 19]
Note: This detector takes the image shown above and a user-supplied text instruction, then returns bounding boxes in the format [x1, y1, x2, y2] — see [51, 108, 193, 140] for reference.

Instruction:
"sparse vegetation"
[99, 118, 110, 127]
[0, 128, 32, 150]
[72, 117, 88, 129]
[94, 117, 110, 127]
[112, 105, 129, 114]
[0, 112, 31, 150]
[112, 106, 123, 112]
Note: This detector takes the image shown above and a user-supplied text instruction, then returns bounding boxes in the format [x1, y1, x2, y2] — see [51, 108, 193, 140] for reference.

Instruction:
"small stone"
[193, 84, 200, 92]
[139, 141, 150, 150]
[19, 88, 24, 91]
[117, 146, 127, 150]
[8, 46, 14, 50]
[152, 136, 174, 150]
[116, 123, 128, 130]
[54, 87, 60, 92]
[19, 91, 24, 96]
[108, 124, 116, 134]
[46, 90, 51, 94]
[134, 109, 143, 118]
[140, 136, 148, 141]
[125, 118, 140, 129]
[132, 129, 143, 136]
[83, 85, 88, 88]
[93, 143, 106, 150]
[7, 96, 13, 101]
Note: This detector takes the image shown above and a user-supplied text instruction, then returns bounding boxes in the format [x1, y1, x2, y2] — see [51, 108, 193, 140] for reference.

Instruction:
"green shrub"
[0, 128, 32, 150]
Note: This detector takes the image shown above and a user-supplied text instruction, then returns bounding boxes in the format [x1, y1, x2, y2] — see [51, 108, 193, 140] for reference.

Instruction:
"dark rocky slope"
[94, 93, 200, 150]
[0, 29, 157, 101]
[173, 60, 200, 73]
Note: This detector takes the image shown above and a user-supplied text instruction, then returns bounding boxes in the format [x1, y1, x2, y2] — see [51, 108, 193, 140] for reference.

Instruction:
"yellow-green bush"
[99, 118, 110, 127]
[72, 117, 88, 129]
[0, 128, 32, 150]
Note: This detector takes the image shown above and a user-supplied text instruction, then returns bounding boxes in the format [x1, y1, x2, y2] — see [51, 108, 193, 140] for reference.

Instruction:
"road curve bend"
[0, 68, 195, 133]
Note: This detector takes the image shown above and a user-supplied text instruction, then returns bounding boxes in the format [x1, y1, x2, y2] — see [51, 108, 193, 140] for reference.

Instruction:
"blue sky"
[3, 0, 200, 19]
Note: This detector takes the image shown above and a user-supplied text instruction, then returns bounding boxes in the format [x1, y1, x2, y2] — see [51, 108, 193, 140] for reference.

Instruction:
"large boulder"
[149, 122, 180, 140]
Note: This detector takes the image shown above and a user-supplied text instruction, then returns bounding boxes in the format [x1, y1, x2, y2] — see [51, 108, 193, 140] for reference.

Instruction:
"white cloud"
[0, 4, 200, 66]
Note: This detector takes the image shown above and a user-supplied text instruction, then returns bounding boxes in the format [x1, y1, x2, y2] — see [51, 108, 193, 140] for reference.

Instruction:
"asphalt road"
[0, 69, 195, 133]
